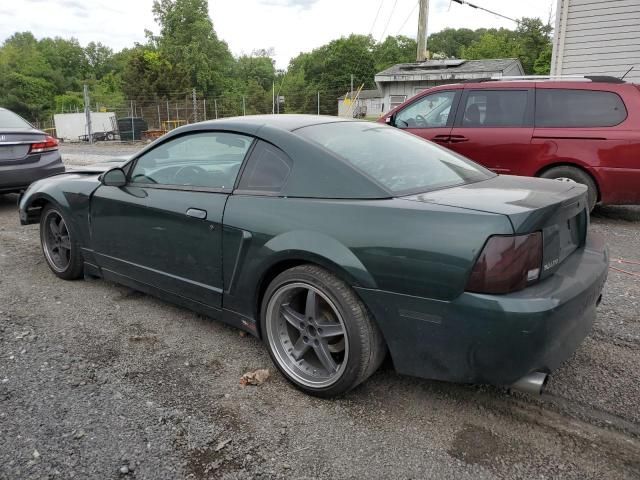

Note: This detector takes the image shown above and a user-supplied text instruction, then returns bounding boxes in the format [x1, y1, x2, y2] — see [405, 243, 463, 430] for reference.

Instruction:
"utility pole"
[416, 0, 430, 61]
[157, 104, 161, 129]
[130, 100, 135, 142]
[192, 88, 198, 123]
[83, 84, 93, 144]
[166, 99, 170, 122]
[214, 98, 218, 119]
[242, 96, 246, 116]
[317, 91, 320, 115]
[203, 98, 207, 120]
[350, 74, 354, 100]
[272, 82, 275, 114]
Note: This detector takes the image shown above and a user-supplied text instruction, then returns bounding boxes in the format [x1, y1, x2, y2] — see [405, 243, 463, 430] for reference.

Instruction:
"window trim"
[453, 88, 534, 129]
[394, 90, 462, 129]
[126, 130, 257, 191]
[533, 87, 628, 129]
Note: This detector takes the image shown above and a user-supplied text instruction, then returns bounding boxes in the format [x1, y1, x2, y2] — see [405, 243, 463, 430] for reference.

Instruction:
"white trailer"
[53, 112, 117, 142]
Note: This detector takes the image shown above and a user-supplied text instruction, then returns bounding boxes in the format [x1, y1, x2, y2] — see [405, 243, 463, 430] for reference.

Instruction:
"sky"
[0, 0, 555, 69]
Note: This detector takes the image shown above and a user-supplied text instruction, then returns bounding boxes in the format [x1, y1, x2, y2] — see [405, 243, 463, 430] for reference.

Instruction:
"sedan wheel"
[262, 265, 386, 397]
[266, 283, 349, 388]
[40, 205, 84, 280]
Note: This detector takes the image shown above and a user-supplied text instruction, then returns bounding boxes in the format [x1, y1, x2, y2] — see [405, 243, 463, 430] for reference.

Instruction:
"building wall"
[552, 0, 640, 83]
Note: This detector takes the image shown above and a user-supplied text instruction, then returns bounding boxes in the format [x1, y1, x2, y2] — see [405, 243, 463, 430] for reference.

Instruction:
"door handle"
[449, 135, 469, 143]
[432, 135, 450, 143]
[186, 208, 207, 220]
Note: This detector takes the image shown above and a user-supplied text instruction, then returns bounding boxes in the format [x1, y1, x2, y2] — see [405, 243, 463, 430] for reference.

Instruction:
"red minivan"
[379, 77, 640, 210]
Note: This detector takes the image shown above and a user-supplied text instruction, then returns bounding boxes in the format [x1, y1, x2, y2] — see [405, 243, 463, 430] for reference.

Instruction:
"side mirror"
[101, 167, 127, 187]
[385, 114, 396, 127]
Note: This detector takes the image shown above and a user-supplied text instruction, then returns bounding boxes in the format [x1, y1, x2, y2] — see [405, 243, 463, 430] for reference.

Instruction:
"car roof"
[197, 114, 355, 133]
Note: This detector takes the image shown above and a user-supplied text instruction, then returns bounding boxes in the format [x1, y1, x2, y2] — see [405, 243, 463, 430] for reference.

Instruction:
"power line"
[378, 0, 399, 42]
[450, 0, 519, 24]
[396, 1, 419, 35]
[368, 0, 385, 36]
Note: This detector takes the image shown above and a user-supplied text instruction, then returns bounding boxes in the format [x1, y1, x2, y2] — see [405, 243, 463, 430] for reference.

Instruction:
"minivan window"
[535, 89, 627, 128]
[296, 122, 494, 195]
[395, 91, 456, 129]
[461, 90, 529, 127]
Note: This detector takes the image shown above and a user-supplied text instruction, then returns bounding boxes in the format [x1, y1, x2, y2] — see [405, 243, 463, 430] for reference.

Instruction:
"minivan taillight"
[466, 232, 542, 294]
[29, 135, 58, 154]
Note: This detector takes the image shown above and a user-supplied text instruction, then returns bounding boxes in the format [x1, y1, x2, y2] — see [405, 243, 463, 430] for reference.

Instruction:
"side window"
[130, 132, 252, 189]
[395, 91, 456, 129]
[237, 141, 292, 193]
[535, 89, 627, 128]
[461, 90, 529, 127]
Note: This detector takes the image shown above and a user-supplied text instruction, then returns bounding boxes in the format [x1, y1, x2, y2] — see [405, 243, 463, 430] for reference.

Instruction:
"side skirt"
[94, 265, 259, 337]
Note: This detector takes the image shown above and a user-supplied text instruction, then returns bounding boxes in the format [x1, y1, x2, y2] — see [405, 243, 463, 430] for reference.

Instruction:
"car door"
[90, 130, 254, 309]
[391, 89, 461, 146]
[448, 87, 536, 174]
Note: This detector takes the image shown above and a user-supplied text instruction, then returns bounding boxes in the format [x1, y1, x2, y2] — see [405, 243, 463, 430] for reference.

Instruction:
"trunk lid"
[0, 128, 46, 164]
[403, 175, 589, 278]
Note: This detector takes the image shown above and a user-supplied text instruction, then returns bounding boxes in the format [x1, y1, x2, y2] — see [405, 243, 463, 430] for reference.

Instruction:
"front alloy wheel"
[40, 205, 84, 280]
[261, 265, 386, 397]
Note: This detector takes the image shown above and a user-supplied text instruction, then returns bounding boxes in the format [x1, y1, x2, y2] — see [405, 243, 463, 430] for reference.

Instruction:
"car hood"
[65, 157, 129, 174]
[402, 175, 588, 233]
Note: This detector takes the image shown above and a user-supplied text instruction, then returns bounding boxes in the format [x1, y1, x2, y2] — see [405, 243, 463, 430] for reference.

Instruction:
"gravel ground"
[0, 144, 639, 479]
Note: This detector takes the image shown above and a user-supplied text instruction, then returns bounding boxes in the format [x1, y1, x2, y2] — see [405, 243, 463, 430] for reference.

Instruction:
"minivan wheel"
[540, 166, 598, 211]
[261, 265, 386, 397]
[40, 205, 84, 280]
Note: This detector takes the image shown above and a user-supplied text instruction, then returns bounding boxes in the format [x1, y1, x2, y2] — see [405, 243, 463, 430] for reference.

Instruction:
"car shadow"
[0, 193, 19, 213]
[592, 204, 640, 222]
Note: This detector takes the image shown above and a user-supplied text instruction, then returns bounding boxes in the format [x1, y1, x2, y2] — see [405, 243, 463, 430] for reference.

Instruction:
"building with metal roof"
[374, 58, 525, 113]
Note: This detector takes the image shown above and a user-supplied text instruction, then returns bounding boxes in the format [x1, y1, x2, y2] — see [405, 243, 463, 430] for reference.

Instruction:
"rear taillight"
[466, 232, 542, 294]
[29, 135, 58, 154]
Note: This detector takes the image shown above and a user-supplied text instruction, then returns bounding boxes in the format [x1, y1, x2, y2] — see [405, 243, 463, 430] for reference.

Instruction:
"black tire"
[540, 166, 598, 211]
[260, 265, 386, 397]
[39, 204, 84, 280]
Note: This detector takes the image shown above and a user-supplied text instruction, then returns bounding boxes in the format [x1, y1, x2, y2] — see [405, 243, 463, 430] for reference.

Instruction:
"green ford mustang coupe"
[19, 115, 608, 397]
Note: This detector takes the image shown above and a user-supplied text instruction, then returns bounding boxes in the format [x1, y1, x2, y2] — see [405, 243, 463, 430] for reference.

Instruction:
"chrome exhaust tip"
[510, 372, 548, 395]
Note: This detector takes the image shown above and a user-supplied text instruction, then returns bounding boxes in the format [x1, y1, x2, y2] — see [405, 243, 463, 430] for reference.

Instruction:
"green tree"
[534, 43, 552, 75]
[516, 18, 552, 74]
[427, 28, 485, 58]
[150, 0, 234, 94]
[461, 29, 520, 61]
[374, 35, 417, 72]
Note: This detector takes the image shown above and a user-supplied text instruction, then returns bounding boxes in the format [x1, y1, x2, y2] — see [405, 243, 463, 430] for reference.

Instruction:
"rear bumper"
[0, 152, 64, 193]
[356, 231, 609, 386]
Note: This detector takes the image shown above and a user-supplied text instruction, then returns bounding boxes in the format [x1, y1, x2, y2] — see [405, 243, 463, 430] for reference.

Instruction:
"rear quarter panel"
[222, 195, 512, 323]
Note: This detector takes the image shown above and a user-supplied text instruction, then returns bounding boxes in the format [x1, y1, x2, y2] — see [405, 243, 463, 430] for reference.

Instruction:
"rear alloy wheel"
[40, 205, 84, 280]
[540, 166, 598, 211]
[261, 265, 385, 397]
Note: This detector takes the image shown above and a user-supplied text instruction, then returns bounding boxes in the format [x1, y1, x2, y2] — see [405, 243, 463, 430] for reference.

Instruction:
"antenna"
[621, 66, 634, 81]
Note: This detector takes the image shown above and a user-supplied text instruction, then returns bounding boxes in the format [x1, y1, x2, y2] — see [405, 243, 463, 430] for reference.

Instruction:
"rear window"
[0, 109, 31, 129]
[535, 89, 627, 128]
[296, 122, 494, 195]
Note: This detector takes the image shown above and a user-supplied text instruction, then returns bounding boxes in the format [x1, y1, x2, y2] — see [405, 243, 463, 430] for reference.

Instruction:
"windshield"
[296, 122, 494, 195]
[0, 109, 32, 129]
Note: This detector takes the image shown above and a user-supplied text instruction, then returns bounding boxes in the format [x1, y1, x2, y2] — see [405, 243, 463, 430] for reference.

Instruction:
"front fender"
[19, 173, 101, 249]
